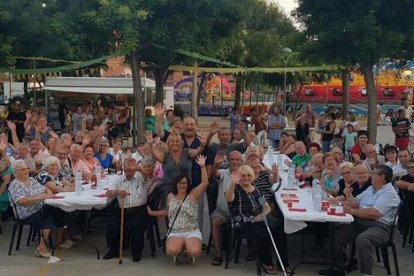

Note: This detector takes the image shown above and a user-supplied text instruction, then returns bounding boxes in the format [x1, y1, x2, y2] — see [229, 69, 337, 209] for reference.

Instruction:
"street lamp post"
[282, 47, 292, 114]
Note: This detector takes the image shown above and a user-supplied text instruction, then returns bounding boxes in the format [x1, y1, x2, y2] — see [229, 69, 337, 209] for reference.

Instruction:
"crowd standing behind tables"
[1, 100, 414, 275]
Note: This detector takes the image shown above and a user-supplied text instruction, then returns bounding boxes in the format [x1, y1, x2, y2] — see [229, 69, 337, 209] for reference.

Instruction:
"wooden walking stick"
[119, 197, 125, 265]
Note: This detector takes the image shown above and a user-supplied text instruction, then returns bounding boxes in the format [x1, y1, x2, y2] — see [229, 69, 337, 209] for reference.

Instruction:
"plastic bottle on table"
[75, 170, 82, 195]
[95, 165, 102, 192]
[312, 178, 322, 212]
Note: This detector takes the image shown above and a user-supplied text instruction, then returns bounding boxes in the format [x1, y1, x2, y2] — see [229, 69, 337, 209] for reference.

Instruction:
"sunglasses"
[241, 174, 252, 177]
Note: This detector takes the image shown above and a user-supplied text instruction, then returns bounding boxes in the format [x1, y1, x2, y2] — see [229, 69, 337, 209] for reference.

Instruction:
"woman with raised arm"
[225, 165, 289, 274]
[147, 155, 208, 264]
[144, 130, 207, 192]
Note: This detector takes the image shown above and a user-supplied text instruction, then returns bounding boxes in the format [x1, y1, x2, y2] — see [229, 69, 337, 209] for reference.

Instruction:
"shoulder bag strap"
[166, 193, 188, 237]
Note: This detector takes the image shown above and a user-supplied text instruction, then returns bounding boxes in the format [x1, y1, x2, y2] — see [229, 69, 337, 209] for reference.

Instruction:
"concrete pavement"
[0, 124, 412, 276]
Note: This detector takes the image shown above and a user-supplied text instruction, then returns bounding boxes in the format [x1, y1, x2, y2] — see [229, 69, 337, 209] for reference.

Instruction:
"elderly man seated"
[103, 158, 151, 262]
[319, 165, 400, 276]
[362, 144, 385, 173]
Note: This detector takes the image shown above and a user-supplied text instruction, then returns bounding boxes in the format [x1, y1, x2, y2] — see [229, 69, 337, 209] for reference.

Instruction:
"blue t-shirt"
[95, 153, 114, 169]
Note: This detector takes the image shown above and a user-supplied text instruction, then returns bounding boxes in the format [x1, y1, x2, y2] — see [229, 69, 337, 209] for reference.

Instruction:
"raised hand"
[25, 110, 32, 120]
[231, 171, 241, 185]
[7, 120, 16, 131]
[214, 151, 226, 165]
[157, 141, 169, 152]
[199, 130, 208, 145]
[154, 103, 165, 117]
[195, 155, 206, 167]
[209, 122, 220, 135]
[271, 163, 279, 175]
[144, 130, 154, 144]
[83, 133, 91, 145]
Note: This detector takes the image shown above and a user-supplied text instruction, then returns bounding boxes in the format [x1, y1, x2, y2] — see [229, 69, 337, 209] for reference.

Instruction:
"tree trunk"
[131, 50, 145, 144]
[361, 63, 377, 144]
[191, 62, 199, 121]
[154, 67, 164, 104]
[234, 74, 243, 109]
[342, 70, 350, 119]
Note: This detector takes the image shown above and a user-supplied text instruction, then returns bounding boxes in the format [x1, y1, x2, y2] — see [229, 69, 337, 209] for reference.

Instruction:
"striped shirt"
[356, 183, 400, 225]
[253, 170, 273, 202]
[268, 114, 286, 141]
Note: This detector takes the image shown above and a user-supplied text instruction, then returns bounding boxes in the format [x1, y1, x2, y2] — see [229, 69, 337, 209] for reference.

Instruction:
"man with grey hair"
[209, 126, 252, 169]
[319, 165, 400, 276]
[104, 158, 150, 262]
[362, 144, 385, 173]
[291, 141, 311, 169]
[209, 150, 242, 266]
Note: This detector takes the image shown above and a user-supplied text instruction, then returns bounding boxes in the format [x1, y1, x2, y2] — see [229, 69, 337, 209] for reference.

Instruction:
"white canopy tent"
[43, 77, 156, 94]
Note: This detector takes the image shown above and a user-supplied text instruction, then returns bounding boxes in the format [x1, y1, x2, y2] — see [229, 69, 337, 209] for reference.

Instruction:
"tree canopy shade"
[294, 0, 414, 143]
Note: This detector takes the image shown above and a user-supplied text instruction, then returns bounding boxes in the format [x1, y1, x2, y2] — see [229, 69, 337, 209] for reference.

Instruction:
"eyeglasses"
[241, 174, 252, 177]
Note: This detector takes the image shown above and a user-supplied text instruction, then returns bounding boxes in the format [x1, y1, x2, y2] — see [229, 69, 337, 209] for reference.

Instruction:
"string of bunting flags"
[0, 46, 343, 80]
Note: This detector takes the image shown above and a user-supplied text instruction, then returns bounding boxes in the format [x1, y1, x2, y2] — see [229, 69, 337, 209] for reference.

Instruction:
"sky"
[270, 0, 298, 18]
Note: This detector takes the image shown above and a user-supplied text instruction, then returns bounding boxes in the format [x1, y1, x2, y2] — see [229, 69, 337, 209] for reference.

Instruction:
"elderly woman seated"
[225, 165, 289, 274]
[35, 156, 75, 249]
[321, 152, 342, 196]
[8, 160, 54, 258]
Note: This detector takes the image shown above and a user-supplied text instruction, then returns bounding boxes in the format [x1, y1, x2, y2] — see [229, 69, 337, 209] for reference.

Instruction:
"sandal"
[34, 248, 51, 258]
[261, 264, 277, 275]
[211, 256, 223, 266]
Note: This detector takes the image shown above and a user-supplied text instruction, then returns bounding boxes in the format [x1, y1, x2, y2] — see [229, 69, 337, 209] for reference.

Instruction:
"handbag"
[163, 194, 188, 252]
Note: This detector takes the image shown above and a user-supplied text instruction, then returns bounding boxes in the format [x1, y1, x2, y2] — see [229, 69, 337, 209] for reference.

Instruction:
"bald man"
[362, 144, 385, 173]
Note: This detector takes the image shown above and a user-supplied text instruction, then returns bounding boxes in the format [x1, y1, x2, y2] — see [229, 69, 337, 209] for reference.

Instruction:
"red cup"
[329, 207, 335, 215]
[287, 202, 293, 208]
[321, 200, 330, 212]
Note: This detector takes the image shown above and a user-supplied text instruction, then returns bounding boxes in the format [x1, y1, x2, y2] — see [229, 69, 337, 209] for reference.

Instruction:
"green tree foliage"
[294, 0, 414, 142]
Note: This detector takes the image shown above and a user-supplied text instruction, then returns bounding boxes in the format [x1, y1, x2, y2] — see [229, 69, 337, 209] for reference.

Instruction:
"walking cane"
[119, 197, 125, 265]
[259, 197, 287, 276]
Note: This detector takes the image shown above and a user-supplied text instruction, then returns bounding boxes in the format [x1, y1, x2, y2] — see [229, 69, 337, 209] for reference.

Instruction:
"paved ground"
[0, 124, 411, 276]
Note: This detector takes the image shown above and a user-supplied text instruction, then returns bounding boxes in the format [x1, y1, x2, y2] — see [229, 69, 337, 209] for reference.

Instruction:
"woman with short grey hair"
[8, 159, 54, 257]
[35, 156, 74, 249]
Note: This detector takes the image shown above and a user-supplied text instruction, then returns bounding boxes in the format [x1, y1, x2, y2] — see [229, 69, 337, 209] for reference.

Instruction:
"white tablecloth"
[45, 175, 120, 212]
[275, 188, 354, 234]
[262, 152, 289, 172]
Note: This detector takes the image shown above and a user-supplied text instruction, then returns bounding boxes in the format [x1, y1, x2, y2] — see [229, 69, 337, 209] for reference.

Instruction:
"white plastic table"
[45, 174, 121, 259]
[275, 187, 354, 234]
[45, 175, 120, 212]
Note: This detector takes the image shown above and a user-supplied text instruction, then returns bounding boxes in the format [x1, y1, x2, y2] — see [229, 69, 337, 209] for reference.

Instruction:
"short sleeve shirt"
[8, 178, 45, 219]
[356, 183, 400, 225]
[115, 173, 148, 208]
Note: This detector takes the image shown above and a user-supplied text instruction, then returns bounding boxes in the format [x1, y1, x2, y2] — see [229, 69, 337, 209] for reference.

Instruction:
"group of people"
[0, 100, 413, 276]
